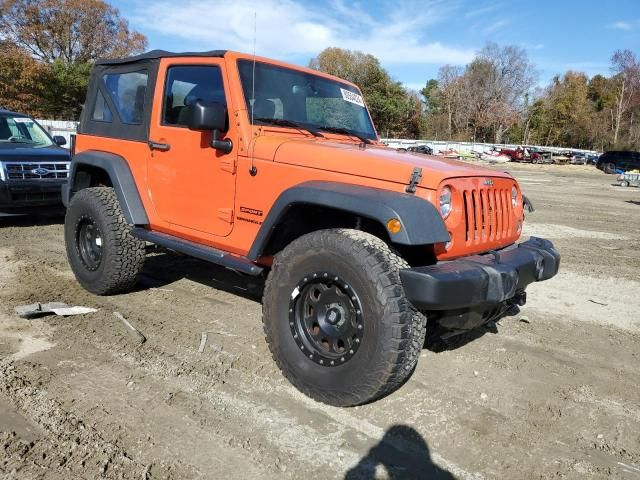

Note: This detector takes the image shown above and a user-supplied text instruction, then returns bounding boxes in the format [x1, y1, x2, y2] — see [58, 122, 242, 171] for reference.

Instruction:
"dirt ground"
[1, 162, 639, 480]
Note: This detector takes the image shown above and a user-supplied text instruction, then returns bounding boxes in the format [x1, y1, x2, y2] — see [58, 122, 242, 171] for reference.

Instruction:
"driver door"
[148, 59, 236, 237]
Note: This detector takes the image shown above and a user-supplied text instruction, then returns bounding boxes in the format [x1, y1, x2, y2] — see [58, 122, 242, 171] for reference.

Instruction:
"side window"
[92, 90, 113, 122]
[103, 71, 148, 124]
[162, 65, 226, 126]
[6, 118, 21, 137]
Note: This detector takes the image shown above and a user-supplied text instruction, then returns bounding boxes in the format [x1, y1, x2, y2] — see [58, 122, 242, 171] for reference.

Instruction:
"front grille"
[5, 162, 69, 180]
[462, 187, 513, 244]
[11, 192, 61, 202]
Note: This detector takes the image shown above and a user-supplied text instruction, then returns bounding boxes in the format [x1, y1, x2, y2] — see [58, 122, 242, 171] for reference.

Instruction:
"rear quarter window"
[103, 71, 148, 124]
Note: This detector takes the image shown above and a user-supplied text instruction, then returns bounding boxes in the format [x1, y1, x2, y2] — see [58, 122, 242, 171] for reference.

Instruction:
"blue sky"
[111, 0, 640, 91]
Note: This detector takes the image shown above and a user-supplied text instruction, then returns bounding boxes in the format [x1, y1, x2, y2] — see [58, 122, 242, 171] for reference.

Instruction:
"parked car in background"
[586, 154, 599, 165]
[0, 109, 70, 214]
[407, 144, 433, 155]
[570, 152, 587, 165]
[596, 151, 640, 174]
[500, 146, 551, 163]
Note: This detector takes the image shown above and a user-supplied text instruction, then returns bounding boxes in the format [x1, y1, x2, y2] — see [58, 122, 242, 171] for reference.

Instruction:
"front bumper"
[400, 237, 560, 311]
[0, 179, 66, 211]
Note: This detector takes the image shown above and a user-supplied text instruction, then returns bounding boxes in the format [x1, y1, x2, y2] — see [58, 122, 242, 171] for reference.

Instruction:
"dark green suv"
[596, 151, 640, 174]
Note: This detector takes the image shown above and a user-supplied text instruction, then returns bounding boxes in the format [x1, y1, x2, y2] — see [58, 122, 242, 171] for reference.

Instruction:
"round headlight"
[511, 186, 518, 207]
[440, 186, 452, 218]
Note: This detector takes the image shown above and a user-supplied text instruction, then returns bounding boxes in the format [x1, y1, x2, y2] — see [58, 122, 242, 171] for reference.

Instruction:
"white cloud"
[609, 21, 632, 31]
[482, 19, 510, 35]
[464, 3, 502, 19]
[130, 0, 475, 66]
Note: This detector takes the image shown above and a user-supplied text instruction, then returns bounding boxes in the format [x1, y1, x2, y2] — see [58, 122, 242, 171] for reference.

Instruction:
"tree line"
[1, 0, 638, 151]
[310, 45, 640, 151]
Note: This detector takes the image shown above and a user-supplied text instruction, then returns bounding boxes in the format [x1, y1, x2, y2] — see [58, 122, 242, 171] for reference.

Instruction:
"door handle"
[148, 140, 171, 152]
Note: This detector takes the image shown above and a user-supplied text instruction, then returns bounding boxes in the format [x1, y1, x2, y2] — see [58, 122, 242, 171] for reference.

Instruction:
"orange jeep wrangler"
[63, 50, 559, 406]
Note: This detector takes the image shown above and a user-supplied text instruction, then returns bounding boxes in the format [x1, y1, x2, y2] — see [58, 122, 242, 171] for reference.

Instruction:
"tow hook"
[511, 291, 527, 306]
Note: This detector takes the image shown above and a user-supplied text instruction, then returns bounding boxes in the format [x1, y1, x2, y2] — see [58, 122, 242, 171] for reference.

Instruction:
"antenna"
[249, 11, 258, 176]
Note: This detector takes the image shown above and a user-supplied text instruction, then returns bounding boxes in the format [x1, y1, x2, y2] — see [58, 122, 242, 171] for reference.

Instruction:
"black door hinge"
[405, 167, 423, 194]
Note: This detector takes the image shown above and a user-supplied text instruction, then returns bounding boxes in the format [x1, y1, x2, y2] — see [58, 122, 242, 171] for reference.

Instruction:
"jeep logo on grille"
[483, 178, 494, 186]
[32, 168, 50, 176]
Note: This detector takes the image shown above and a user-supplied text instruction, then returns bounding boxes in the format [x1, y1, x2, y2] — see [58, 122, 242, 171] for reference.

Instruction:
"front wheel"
[262, 229, 426, 406]
[604, 162, 617, 174]
[65, 187, 145, 295]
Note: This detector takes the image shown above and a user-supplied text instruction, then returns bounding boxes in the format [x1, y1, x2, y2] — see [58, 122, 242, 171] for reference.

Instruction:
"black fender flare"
[63, 150, 149, 225]
[248, 181, 450, 260]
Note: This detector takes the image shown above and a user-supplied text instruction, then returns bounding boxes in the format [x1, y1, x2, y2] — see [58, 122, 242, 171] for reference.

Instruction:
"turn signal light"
[386, 218, 402, 234]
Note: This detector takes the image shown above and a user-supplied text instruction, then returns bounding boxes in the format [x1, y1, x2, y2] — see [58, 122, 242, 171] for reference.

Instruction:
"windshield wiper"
[317, 126, 372, 145]
[254, 118, 323, 137]
[9, 138, 35, 144]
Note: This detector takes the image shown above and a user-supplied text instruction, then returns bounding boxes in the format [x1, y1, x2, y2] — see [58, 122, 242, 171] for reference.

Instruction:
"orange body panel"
[75, 51, 524, 263]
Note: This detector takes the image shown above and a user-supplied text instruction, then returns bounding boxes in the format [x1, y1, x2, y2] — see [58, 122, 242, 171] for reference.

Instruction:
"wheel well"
[261, 204, 437, 267]
[72, 165, 113, 191]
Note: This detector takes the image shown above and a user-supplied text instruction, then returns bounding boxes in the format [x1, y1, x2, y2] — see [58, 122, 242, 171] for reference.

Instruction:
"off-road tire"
[262, 229, 427, 406]
[65, 187, 145, 295]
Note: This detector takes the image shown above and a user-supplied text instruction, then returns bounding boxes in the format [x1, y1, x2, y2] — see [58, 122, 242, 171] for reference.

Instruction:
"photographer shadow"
[345, 424, 454, 480]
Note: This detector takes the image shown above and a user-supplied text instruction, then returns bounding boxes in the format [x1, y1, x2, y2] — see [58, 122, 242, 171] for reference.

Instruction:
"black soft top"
[96, 49, 227, 65]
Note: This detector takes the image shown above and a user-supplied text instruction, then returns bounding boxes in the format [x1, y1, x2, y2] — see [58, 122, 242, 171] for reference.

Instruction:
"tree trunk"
[495, 124, 504, 144]
[613, 80, 625, 146]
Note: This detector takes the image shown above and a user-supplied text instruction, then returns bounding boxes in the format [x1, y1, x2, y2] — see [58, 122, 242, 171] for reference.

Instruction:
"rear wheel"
[262, 229, 426, 406]
[604, 162, 617, 174]
[65, 187, 145, 295]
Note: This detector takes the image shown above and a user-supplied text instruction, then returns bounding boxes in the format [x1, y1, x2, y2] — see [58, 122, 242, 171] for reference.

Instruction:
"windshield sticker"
[340, 88, 365, 108]
[13, 117, 33, 124]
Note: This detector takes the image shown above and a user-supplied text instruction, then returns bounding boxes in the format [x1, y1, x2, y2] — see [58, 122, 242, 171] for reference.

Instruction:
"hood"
[255, 136, 512, 189]
[0, 144, 70, 162]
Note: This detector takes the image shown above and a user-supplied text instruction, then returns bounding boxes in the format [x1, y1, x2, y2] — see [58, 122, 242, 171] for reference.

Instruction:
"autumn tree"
[542, 72, 592, 147]
[0, 40, 48, 115]
[436, 65, 463, 139]
[0, 0, 146, 64]
[610, 49, 640, 146]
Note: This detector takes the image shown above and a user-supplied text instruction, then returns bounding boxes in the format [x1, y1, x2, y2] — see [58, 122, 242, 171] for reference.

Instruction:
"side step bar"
[131, 228, 264, 276]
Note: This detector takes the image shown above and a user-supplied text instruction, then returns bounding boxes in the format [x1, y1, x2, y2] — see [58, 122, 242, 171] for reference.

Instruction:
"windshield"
[0, 114, 53, 147]
[238, 60, 377, 141]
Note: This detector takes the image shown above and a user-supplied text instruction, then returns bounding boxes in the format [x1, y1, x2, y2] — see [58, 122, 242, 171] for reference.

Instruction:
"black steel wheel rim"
[289, 272, 364, 367]
[77, 217, 103, 271]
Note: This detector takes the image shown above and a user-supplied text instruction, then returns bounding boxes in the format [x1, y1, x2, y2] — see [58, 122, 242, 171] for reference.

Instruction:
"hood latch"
[405, 167, 423, 194]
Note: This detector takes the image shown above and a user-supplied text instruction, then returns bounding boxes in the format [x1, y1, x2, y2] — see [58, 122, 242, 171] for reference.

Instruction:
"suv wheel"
[65, 187, 145, 295]
[262, 229, 427, 406]
[604, 162, 617, 174]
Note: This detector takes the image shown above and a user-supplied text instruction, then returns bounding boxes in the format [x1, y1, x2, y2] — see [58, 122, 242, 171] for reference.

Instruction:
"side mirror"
[184, 101, 227, 132]
[53, 135, 67, 146]
[183, 101, 232, 153]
